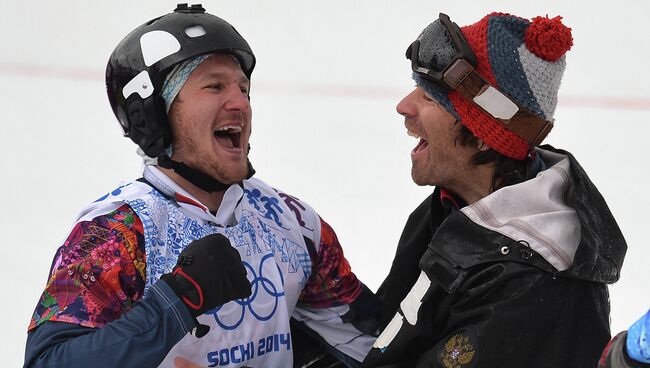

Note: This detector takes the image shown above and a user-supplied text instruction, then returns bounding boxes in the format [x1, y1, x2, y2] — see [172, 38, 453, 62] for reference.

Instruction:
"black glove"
[161, 233, 252, 318]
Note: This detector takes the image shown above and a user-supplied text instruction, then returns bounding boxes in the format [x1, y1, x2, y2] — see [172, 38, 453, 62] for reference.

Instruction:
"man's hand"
[161, 233, 251, 317]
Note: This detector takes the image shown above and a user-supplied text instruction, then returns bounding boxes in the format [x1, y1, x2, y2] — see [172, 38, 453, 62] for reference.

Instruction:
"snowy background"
[2, 0, 649, 366]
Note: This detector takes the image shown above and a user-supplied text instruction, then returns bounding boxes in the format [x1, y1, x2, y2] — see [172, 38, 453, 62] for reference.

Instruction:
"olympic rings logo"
[208, 253, 286, 330]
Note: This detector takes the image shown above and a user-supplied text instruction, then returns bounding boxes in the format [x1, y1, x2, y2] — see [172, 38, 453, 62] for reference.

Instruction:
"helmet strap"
[158, 155, 255, 193]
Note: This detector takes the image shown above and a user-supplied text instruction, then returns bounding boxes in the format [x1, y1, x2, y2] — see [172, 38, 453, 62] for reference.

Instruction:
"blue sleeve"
[24, 280, 196, 368]
[626, 309, 650, 364]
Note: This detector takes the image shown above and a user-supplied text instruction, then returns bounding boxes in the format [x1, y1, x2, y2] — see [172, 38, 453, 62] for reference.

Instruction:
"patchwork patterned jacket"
[26, 166, 376, 367]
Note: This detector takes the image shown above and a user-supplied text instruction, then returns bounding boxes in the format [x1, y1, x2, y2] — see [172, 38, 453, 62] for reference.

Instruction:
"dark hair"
[455, 122, 532, 192]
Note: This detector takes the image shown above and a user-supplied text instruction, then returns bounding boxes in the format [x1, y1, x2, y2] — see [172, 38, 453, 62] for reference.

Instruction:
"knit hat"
[413, 13, 573, 160]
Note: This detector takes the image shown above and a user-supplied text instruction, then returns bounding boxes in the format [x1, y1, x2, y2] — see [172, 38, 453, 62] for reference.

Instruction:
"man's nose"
[396, 88, 419, 118]
[224, 86, 250, 111]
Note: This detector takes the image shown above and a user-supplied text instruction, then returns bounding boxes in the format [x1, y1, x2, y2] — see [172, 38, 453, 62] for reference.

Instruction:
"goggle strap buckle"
[454, 70, 554, 148]
[443, 59, 473, 89]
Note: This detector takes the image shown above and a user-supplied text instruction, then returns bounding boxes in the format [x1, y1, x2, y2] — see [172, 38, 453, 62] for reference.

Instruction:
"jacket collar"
[143, 166, 243, 225]
[460, 149, 580, 272]
[450, 145, 626, 283]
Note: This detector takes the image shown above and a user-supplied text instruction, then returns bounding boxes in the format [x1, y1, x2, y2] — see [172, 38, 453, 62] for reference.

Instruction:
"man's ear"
[477, 139, 490, 152]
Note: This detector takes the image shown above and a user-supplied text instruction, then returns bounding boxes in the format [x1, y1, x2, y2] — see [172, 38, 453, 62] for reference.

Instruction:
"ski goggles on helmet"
[406, 13, 478, 91]
[406, 13, 553, 148]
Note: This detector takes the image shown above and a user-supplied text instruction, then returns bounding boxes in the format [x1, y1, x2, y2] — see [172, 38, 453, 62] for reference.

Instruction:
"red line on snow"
[558, 95, 650, 111]
[0, 62, 101, 81]
[2, 62, 649, 111]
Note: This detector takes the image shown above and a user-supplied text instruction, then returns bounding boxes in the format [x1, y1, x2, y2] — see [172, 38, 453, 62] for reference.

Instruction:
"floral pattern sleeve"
[298, 218, 362, 308]
[28, 204, 146, 330]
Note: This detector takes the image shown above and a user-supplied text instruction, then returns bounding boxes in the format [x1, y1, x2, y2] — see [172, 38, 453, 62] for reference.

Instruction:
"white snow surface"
[2, 1, 649, 366]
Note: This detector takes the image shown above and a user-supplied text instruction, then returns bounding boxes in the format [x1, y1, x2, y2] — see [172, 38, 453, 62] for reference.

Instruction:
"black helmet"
[106, 3, 256, 159]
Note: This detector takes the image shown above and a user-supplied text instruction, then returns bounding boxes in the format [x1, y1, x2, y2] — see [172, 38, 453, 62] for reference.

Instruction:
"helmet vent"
[185, 25, 206, 38]
[140, 30, 181, 67]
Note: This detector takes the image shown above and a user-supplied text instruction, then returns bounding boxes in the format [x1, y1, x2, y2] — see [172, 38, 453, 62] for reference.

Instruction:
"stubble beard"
[411, 167, 429, 187]
[174, 138, 250, 185]
[207, 152, 249, 184]
[170, 107, 251, 185]
[410, 155, 433, 187]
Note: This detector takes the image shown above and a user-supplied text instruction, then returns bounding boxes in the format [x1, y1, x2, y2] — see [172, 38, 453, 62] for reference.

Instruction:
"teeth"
[407, 130, 421, 139]
[215, 125, 242, 134]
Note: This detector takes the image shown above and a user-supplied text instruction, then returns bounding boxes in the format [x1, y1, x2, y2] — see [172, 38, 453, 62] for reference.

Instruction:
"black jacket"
[362, 147, 627, 368]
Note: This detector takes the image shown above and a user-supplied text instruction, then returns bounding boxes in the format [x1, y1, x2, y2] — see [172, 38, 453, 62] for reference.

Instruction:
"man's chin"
[411, 169, 432, 187]
[213, 165, 251, 185]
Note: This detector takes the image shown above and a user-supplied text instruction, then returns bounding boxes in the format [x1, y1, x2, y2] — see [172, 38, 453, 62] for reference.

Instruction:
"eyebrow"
[199, 71, 249, 86]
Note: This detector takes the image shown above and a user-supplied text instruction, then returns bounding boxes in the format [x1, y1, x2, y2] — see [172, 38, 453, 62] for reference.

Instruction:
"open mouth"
[408, 130, 429, 154]
[213, 125, 242, 150]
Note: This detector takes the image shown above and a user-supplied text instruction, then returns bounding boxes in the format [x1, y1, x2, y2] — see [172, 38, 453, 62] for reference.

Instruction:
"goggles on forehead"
[406, 13, 553, 149]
